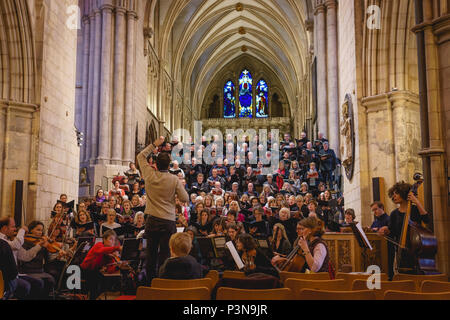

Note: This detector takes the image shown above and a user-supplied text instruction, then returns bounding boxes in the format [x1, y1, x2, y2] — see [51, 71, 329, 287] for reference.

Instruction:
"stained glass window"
[223, 81, 236, 118]
[238, 69, 253, 118]
[256, 79, 269, 118]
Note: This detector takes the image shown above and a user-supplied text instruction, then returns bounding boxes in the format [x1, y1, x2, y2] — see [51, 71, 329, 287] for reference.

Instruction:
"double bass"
[396, 177, 438, 274]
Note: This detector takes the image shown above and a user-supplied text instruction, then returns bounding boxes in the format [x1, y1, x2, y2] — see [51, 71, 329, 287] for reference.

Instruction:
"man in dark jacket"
[0, 238, 19, 299]
[159, 233, 202, 280]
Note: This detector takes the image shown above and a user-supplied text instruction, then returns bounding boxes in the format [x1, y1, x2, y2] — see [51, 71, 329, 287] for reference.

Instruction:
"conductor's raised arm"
[137, 136, 165, 177]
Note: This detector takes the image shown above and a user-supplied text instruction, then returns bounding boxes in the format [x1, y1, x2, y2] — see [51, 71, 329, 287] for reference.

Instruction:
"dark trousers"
[387, 242, 395, 281]
[145, 215, 176, 284]
[82, 268, 104, 300]
[19, 273, 55, 299]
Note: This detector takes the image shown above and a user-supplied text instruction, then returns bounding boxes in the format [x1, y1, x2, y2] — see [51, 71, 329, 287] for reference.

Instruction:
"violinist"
[272, 217, 331, 274]
[80, 230, 122, 300]
[48, 202, 69, 242]
[19, 221, 56, 299]
[378, 181, 430, 280]
[236, 233, 279, 278]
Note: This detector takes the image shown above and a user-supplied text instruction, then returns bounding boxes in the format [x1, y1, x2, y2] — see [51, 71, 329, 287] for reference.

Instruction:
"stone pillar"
[325, 0, 339, 154]
[111, 7, 126, 165]
[124, 10, 137, 165]
[97, 5, 113, 164]
[89, 9, 102, 163]
[80, 15, 90, 164]
[314, 1, 328, 136]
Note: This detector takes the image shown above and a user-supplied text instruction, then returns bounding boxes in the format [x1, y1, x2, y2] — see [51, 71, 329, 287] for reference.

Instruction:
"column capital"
[115, 7, 127, 15]
[314, 4, 326, 15]
[127, 10, 138, 20]
[324, 0, 337, 9]
[99, 4, 114, 13]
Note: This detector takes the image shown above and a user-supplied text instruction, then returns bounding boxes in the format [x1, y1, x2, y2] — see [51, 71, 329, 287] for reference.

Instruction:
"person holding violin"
[378, 181, 430, 280]
[272, 217, 332, 275]
[80, 229, 122, 300]
[18, 221, 56, 299]
[236, 233, 279, 278]
[48, 202, 69, 242]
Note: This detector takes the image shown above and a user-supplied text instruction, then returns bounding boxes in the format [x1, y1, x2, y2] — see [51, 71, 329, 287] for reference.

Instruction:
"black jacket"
[0, 239, 18, 282]
[158, 255, 203, 280]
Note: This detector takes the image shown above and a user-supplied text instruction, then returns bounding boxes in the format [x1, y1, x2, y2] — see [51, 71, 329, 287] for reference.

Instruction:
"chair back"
[151, 278, 214, 291]
[285, 279, 347, 295]
[136, 286, 210, 300]
[222, 271, 246, 279]
[298, 289, 376, 300]
[216, 287, 292, 300]
[393, 274, 448, 291]
[279, 271, 330, 284]
[421, 280, 450, 293]
[384, 290, 450, 300]
[335, 272, 388, 290]
[205, 270, 219, 287]
[352, 280, 416, 300]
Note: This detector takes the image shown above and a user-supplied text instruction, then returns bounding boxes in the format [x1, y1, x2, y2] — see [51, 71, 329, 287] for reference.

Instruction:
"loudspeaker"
[12, 180, 24, 227]
[372, 177, 385, 205]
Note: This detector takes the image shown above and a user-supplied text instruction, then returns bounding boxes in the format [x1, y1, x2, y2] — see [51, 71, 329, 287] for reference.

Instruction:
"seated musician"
[225, 223, 239, 245]
[272, 217, 332, 274]
[73, 210, 95, 237]
[369, 201, 390, 232]
[236, 233, 279, 278]
[18, 221, 56, 299]
[158, 232, 203, 280]
[100, 209, 122, 237]
[378, 181, 430, 280]
[208, 218, 226, 238]
[80, 230, 122, 300]
[271, 223, 292, 257]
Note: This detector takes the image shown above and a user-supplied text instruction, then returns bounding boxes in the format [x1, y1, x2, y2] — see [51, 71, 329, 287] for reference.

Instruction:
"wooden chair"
[352, 280, 416, 300]
[421, 280, 450, 293]
[284, 279, 347, 296]
[205, 270, 219, 287]
[279, 271, 330, 284]
[136, 286, 211, 300]
[0, 271, 4, 300]
[216, 287, 293, 300]
[384, 290, 450, 300]
[335, 272, 388, 290]
[151, 278, 214, 291]
[297, 289, 377, 300]
[222, 271, 246, 279]
[393, 274, 448, 291]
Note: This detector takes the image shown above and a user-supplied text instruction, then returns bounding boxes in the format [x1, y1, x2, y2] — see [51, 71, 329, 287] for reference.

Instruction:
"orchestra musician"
[271, 217, 332, 275]
[80, 230, 122, 300]
[378, 181, 430, 280]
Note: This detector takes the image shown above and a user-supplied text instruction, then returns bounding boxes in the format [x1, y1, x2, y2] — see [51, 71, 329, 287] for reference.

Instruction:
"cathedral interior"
[0, 0, 450, 283]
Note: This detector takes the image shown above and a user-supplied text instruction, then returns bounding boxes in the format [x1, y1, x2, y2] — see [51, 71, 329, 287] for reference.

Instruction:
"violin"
[242, 249, 257, 272]
[24, 235, 64, 254]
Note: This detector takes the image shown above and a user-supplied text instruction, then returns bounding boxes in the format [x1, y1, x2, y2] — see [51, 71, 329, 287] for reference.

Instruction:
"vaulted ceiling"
[145, 0, 314, 117]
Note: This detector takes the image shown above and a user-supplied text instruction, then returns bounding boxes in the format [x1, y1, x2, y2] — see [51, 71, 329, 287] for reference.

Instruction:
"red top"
[80, 242, 121, 273]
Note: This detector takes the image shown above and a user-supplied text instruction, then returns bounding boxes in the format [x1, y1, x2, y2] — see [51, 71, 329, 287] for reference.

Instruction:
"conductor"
[137, 136, 189, 283]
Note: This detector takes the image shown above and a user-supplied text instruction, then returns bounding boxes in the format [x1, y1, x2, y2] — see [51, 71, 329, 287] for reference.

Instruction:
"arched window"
[256, 79, 269, 118]
[238, 69, 253, 118]
[223, 81, 236, 118]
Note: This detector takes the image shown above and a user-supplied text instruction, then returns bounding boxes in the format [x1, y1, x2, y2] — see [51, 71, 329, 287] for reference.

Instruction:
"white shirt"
[310, 243, 327, 273]
[0, 229, 42, 263]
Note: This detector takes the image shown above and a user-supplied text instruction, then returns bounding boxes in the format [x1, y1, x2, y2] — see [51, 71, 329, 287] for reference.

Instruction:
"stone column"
[89, 9, 102, 163]
[124, 10, 137, 164]
[80, 15, 90, 163]
[111, 7, 126, 165]
[314, 1, 328, 137]
[97, 4, 113, 164]
[325, 0, 339, 154]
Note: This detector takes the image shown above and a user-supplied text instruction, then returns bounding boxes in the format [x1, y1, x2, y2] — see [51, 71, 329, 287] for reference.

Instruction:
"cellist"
[378, 181, 430, 280]
[272, 217, 332, 275]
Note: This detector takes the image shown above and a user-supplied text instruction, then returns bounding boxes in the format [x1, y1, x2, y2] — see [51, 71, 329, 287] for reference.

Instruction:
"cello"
[396, 177, 438, 275]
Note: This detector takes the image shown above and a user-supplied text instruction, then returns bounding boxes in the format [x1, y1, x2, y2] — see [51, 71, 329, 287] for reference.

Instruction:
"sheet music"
[356, 222, 373, 250]
[226, 241, 245, 270]
[176, 227, 185, 233]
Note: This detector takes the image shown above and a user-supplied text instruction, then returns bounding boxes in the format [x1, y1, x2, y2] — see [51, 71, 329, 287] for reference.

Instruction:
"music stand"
[120, 238, 141, 261]
[350, 222, 373, 271]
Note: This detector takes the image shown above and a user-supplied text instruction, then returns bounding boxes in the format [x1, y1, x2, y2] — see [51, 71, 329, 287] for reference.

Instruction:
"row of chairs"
[134, 271, 450, 300]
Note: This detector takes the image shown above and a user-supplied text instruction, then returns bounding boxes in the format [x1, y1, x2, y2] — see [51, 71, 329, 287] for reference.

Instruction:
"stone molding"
[362, 91, 420, 114]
